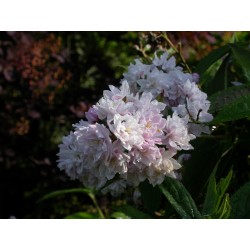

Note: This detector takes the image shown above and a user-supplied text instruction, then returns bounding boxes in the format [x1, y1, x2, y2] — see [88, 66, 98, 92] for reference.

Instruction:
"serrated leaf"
[209, 85, 250, 114]
[115, 205, 151, 219]
[230, 181, 250, 218]
[159, 176, 201, 219]
[196, 45, 230, 75]
[65, 212, 100, 219]
[212, 94, 250, 124]
[139, 180, 161, 214]
[37, 188, 94, 202]
[229, 43, 250, 81]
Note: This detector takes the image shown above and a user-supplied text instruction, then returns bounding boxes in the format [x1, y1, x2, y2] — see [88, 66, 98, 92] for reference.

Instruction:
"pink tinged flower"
[152, 52, 177, 72]
[57, 131, 84, 180]
[186, 99, 213, 123]
[163, 112, 195, 151]
[109, 113, 144, 151]
[146, 149, 182, 186]
[57, 121, 117, 190]
[123, 59, 151, 82]
[137, 68, 164, 97]
[109, 140, 130, 174]
[188, 123, 211, 137]
[181, 80, 207, 102]
[94, 81, 137, 121]
[135, 91, 166, 113]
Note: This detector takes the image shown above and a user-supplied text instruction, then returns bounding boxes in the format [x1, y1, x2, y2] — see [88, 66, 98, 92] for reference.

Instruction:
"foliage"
[1, 31, 250, 219]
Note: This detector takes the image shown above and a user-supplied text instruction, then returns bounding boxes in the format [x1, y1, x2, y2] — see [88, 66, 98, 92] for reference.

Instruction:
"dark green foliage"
[160, 177, 201, 219]
[230, 182, 250, 218]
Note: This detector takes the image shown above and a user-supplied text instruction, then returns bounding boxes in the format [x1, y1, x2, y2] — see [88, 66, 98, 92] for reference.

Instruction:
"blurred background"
[0, 31, 247, 218]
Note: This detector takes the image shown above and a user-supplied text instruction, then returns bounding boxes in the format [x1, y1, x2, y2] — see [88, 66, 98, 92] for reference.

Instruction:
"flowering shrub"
[2, 32, 250, 219]
[57, 52, 213, 196]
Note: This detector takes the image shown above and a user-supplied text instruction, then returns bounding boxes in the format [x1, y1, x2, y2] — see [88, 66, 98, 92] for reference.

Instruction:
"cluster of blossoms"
[57, 52, 213, 195]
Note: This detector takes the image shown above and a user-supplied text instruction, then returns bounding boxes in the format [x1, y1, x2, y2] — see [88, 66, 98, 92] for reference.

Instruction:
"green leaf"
[196, 45, 230, 75]
[159, 176, 201, 219]
[229, 43, 250, 82]
[139, 180, 162, 214]
[212, 93, 250, 124]
[213, 194, 231, 219]
[216, 170, 233, 210]
[202, 169, 232, 217]
[209, 84, 250, 114]
[115, 205, 151, 219]
[202, 172, 217, 216]
[110, 212, 130, 219]
[205, 54, 230, 95]
[230, 181, 250, 218]
[65, 212, 100, 219]
[37, 188, 94, 202]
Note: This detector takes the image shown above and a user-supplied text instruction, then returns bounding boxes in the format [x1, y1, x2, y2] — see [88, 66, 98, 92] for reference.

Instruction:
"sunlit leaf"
[65, 212, 100, 219]
[114, 205, 151, 219]
[110, 212, 130, 219]
[38, 188, 94, 202]
[213, 194, 231, 219]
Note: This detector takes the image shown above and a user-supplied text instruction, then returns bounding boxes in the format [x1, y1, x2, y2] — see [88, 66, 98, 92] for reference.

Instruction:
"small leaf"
[37, 188, 94, 202]
[196, 45, 230, 75]
[115, 205, 151, 219]
[159, 176, 201, 219]
[229, 43, 250, 82]
[212, 93, 250, 124]
[230, 181, 250, 218]
[65, 212, 100, 219]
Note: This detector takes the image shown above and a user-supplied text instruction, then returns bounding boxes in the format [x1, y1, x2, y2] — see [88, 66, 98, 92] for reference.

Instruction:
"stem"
[161, 32, 192, 73]
[89, 193, 105, 219]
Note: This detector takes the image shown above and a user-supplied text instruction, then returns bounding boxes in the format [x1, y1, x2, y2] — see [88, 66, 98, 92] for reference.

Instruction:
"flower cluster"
[123, 52, 213, 135]
[57, 52, 213, 195]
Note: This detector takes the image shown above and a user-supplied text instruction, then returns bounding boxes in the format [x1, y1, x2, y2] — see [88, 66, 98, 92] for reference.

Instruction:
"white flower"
[57, 121, 116, 189]
[94, 80, 137, 121]
[152, 52, 177, 72]
[109, 113, 144, 150]
[163, 112, 195, 151]
[146, 149, 182, 186]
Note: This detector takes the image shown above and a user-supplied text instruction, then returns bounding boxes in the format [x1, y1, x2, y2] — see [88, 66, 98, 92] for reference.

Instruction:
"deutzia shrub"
[57, 51, 213, 195]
